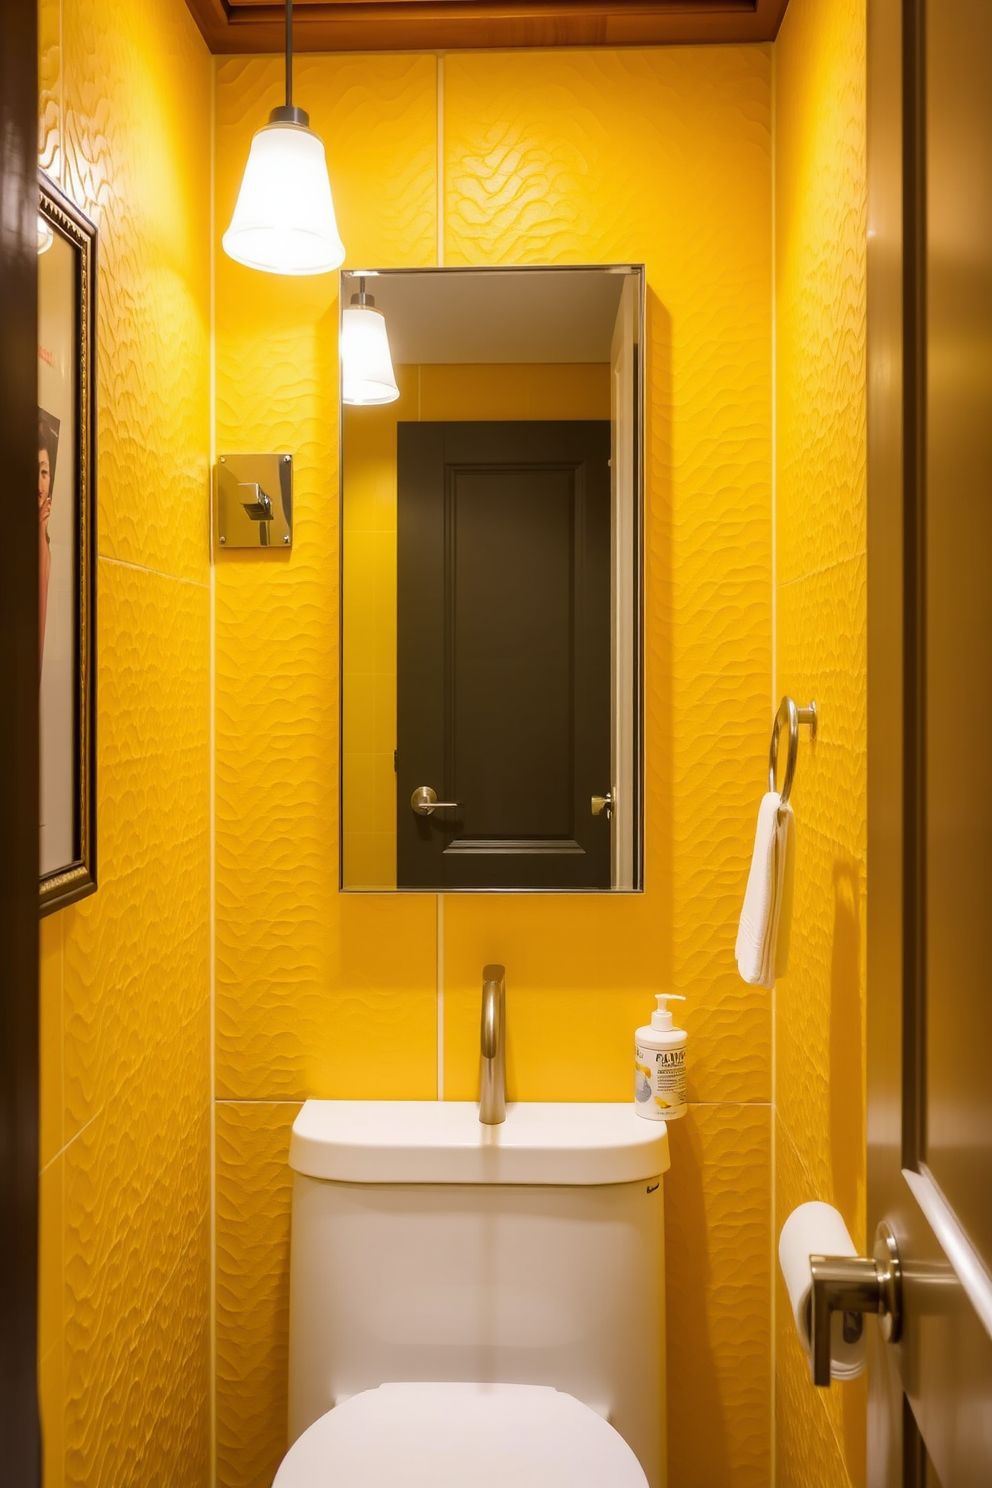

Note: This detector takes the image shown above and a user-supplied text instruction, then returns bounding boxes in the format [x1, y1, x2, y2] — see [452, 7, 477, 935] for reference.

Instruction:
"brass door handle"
[411, 786, 461, 817]
[591, 793, 613, 818]
[809, 1222, 902, 1386]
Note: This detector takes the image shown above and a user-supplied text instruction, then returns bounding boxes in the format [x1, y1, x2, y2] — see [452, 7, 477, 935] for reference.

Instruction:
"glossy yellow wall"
[342, 360, 610, 888]
[773, 0, 868, 1482]
[37, 0, 213, 1483]
[215, 47, 773, 1488]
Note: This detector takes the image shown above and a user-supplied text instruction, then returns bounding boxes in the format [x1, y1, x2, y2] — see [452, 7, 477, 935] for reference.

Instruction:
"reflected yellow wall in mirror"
[343, 361, 610, 889]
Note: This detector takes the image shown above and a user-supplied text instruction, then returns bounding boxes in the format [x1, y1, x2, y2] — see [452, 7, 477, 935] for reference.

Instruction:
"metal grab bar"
[768, 696, 817, 807]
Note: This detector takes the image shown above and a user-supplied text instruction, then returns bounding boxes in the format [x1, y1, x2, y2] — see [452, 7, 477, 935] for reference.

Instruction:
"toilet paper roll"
[778, 1201, 866, 1380]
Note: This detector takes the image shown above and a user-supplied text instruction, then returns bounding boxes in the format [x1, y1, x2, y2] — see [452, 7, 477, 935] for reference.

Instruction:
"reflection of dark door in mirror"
[397, 421, 611, 889]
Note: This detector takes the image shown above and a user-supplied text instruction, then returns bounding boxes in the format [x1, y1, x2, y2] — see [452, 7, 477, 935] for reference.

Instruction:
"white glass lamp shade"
[37, 214, 53, 255]
[222, 120, 345, 276]
[341, 302, 400, 405]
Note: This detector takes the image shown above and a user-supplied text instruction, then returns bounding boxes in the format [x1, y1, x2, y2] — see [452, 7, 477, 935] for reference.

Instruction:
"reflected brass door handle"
[411, 786, 461, 817]
[591, 793, 613, 818]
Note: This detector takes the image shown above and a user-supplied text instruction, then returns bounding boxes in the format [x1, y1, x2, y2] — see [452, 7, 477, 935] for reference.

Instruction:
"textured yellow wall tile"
[39, 1156, 64, 1362]
[775, 0, 867, 588]
[38, 0, 61, 177]
[39, 915, 63, 1168]
[61, 0, 211, 584]
[215, 55, 441, 1106]
[773, 0, 868, 1480]
[777, 554, 867, 858]
[216, 1103, 301, 1488]
[37, 0, 212, 1480]
[63, 561, 210, 1138]
[133, 1215, 211, 1488]
[665, 1105, 772, 1488]
[776, 1115, 866, 1487]
[63, 1035, 210, 1485]
[39, 1340, 64, 1488]
[216, 45, 774, 1488]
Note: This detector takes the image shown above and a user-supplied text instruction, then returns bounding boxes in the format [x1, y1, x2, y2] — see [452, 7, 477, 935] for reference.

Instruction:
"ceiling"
[185, 0, 788, 55]
[342, 268, 628, 364]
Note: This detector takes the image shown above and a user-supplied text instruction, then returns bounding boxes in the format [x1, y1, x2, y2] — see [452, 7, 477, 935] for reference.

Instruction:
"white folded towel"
[735, 790, 795, 989]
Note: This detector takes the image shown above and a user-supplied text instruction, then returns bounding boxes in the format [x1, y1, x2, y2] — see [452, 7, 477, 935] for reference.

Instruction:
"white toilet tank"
[286, 1100, 670, 1487]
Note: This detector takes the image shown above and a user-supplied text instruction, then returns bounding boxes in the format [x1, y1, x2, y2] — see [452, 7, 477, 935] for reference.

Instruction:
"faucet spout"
[479, 964, 506, 1125]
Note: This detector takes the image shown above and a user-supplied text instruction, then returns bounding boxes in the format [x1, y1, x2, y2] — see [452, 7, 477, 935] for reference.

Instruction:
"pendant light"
[222, 0, 344, 275]
[341, 278, 400, 406]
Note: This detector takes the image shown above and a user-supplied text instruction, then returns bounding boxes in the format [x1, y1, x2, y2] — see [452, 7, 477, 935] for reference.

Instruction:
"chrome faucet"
[479, 964, 506, 1125]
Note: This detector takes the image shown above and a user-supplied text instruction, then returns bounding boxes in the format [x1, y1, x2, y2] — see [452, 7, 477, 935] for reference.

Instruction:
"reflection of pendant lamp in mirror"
[37, 215, 53, 254]
[222, 0, 344, 275]
[341, 278, 400, 405]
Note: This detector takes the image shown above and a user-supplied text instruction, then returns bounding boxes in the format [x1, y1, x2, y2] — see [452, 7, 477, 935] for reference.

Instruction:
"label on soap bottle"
[634, 1042, 686, 1121]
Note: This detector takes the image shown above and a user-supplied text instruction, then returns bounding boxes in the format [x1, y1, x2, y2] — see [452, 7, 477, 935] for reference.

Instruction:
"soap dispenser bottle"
[634, 994, 688, 1121]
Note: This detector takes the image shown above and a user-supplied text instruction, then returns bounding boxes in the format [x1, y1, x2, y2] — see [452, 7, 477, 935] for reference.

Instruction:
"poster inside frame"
[38, 170, 96, 915]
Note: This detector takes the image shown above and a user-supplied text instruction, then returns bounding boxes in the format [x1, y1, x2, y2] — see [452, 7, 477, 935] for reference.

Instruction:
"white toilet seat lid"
[273, 1382, 649, 1488]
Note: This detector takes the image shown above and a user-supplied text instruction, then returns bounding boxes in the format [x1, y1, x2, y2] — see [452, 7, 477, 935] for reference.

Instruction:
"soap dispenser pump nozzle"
[651, 993, 686, 1031]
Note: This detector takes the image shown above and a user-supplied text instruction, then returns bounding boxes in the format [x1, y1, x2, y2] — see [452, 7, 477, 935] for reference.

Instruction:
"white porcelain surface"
[289, 1099, 670, 1185]
[273, 1383, 649, 1487]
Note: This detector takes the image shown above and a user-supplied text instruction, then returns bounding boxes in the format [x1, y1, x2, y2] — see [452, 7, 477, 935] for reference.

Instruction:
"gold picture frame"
[38, 170, 96, 915]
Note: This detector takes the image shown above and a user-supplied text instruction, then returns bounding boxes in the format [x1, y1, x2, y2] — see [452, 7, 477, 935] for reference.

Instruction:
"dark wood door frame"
[0, 0, 41, 1479]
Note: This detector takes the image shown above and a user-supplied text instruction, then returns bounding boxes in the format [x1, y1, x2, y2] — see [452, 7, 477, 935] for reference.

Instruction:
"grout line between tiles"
[98, 553, 210, 589]
[208, 54, 218, 1488]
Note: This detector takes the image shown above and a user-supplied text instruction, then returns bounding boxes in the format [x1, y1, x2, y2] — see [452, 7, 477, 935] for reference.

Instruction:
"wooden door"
[396, 420, 611, 890]
[868, 0, 992, 1481]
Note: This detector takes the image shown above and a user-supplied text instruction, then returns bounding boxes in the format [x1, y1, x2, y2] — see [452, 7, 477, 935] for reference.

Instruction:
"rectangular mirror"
[340, 265, 643, 892]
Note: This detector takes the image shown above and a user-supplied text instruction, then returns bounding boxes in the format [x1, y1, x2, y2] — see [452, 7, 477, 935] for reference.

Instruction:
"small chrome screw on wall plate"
[282, 455, 291, 463]
[283, 534, 290, 543]
[219, 535, 226, 544]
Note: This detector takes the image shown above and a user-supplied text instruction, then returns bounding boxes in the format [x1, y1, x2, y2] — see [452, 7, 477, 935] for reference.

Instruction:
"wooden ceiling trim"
[185, 0, 789, 54]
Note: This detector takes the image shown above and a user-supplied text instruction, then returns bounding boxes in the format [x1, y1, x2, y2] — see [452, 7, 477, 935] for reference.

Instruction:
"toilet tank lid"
[289, 1100, 670, 1185]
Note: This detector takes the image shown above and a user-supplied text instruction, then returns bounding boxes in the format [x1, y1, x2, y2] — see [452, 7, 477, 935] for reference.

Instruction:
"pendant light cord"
[285, 0, 293, 108]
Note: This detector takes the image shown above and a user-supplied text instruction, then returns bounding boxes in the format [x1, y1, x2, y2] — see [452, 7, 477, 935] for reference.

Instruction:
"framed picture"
[38, 170, 96, 915]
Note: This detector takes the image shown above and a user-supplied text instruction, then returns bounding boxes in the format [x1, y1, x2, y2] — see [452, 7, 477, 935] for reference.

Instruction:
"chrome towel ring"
[768, 696, 817, 808]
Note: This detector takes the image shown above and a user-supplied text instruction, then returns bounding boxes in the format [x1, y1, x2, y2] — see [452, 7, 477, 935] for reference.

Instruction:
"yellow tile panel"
[38, 0, 61, 177]
[776, 554, 867, 862]
[38, 0, 212, 1481]
[61, 0, 211, 584]
[63, 1031, 210, 1485]
[216, 43, 775, 1482]
[60, 561, 208, 1137]
[215, 1102, 301, 1488]
[39, 1155, 64, 1363]
[39, 1340, 64, 1488]
[665, 1104, 772, 1488]
[215, 53, 441, 1104]
[775, 0, 868, 585]
[775, 1115, 866, 1488]
[39, 914, 63, 1168]
[774, 0, 868, 1475]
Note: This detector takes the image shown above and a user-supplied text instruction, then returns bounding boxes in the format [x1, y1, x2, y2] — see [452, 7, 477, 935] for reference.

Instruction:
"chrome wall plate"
[215, 453, 293, 549]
